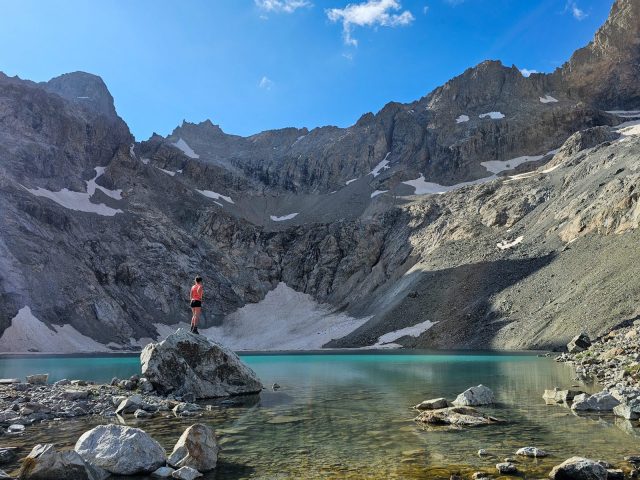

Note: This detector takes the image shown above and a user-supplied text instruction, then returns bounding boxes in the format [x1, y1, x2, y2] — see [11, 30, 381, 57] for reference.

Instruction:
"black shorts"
[190, 300, 202, 308]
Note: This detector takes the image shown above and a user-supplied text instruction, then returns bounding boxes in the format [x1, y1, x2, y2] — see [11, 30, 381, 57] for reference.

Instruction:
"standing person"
[190, 276, 204, 334]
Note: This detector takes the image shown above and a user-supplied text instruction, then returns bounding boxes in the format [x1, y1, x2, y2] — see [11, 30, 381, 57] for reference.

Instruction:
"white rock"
[414, 398, 449, 410]
[549, 457, 607, 480]
[75, 424, 166, 475]
[141, 329, 262, 398]
[152, 466, 176, 478]
[452, 385, 495, 406]
[571, 391, 620, 411]
[168, 424, 219, 472]
[115, 394, 143, 415]
[516, 446, 548, 458]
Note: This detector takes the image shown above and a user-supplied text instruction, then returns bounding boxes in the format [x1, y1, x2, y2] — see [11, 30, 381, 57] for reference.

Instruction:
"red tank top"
[190, 284, 203, 301]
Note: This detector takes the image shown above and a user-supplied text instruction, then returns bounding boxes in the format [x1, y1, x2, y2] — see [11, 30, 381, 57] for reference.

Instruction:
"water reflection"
[0, 353, 638, 479]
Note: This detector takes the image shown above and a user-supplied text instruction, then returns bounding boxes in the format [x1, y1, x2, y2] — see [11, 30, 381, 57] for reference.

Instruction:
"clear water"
[1, 352, 638, 479]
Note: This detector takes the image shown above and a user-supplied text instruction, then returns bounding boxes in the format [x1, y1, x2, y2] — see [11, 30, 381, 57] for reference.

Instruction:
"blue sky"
[0, 0, 613, 140]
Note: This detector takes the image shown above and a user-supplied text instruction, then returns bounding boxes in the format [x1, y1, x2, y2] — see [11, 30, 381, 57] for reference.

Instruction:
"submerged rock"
[168, 424, 219, 472]
[151, 466, 175, 478]
[549, 457, 607, 480]
[452, 385, 495, 406]
[140, 329, 263, 398]
[18, 443, 108, 480]
[516, 447, 548, 458]
[171, 466, 203, 480]
[414, 398, 449, 410]
[75, 424, 166, 475]
[496, 462, 518, 474]
[414, 406, 503, 427]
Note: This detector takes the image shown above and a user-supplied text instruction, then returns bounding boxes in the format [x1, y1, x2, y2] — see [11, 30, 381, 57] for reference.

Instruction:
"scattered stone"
[53, 379, 71, 387]
[75, 424, 166, 475]
[152, 466, 176, 478]
[613, 400, 640, 420]
[0, 379, 20, 385]
[516, 447, 548, 458]
[571, 391, 620, 411]
[472, 472, 491, 480]
[115, 394, 144, 415]
[625, 456, 640, 466]
[18, 443, 108, 480]
[452, 385, 495, 406]
[496, 462, 517, 474]
[70, 380, 87, 387]
[0, 448, 17, 464]
[543, 388, 583, 404]
[478, 449, 489, 457]
[139, 378, 154, 393]
[25, 374, 48, 385]
[414, 398, 449, 410]
[140, 329, 263, 398]
[61, 390, 89, 401]
[549, 457, 608, 480]
[171, 466, 203, 480]
[450, 473, 462, 480]
[272, 383, 281, 391]
[567, 333, 592, 353]
[607, 469, 625, 480]
[414, 406, 503, 427]
[7, 424, 24, 433]
[134, 409, 152, 418]
[168, 424, 219, 472]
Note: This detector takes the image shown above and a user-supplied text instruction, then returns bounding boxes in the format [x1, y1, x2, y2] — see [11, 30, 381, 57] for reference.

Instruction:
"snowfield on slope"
[197, 189, 234, 203]
[155, 283, 370, 351]
[0, 307, 110, 353]
[172, 138, 200, 158]
[22, 167, 123, 216]
[270, 213, 299, 221]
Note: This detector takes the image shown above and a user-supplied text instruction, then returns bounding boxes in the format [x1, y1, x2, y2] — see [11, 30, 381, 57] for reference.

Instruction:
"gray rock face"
[452, 385, 495, 406]
[549, 457, 608, 480]
[18, 443, 108, 480]
[74, 424, 166, 475]
[167, 424, 219, 472]
[141, 329, 262, 398]
[567, 333, 592, 353]
[571, 391, 620, 411]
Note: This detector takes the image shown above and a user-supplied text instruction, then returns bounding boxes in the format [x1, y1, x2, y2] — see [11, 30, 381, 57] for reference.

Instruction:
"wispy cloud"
[258, 76, 275, 90]
[327, 0, 414, 47]
[444, 0, 465, 5]
[565, 0, 587, 20]
[255, 0, 312, 13]
[520, 68, 538, 78]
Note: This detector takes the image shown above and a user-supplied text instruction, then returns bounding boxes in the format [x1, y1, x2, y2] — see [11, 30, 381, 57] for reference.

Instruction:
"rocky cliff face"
[0, 0, 638, 352]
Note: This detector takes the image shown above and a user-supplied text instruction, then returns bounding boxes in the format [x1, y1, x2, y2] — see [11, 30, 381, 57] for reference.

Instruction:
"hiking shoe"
[193, 327, 200, 335]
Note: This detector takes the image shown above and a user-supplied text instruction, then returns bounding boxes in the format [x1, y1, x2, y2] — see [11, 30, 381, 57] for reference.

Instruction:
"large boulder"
[74, 424, 166, 475]
[414, 406, 503, 427]
[567, 333, 591, 353]
[452, 385, 495, 406]
[168, 424, 219, 472]
[18, 444, 108, 480]
[549, 457, 608, 480]
[571, 391, 620, 411]
[141, 329, 263, 398]
[613, 400, 640, 420]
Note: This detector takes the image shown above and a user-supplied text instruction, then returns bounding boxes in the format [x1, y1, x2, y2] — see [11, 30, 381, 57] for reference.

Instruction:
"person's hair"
[195, 276, 202, 283]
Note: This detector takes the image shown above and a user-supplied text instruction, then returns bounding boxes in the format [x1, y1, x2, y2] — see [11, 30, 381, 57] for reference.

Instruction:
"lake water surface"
[1, 352, 638, 479]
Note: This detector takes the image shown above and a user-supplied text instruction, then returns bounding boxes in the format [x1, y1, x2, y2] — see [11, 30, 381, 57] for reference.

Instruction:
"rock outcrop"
[414, 406, 503, 427]
[549, 457, 608, 480]
[452, 385, 495, 406]
[18, 443, 108, 480]
[167, 424, 219, 472]
[141, 329, 263, 398]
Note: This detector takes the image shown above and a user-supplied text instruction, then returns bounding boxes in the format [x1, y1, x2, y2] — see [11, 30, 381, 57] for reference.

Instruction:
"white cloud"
[566, 1, 587, 20]
[423, 5, 429, 14]
[255, 0, 312, 13]
[259, 76, 275, 90]
[327, 0, 414, 47]
[520, 68, 538, 78]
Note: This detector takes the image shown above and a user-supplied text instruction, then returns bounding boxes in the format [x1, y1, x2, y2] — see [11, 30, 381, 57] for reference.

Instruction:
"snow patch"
[539, 95, 559, 104]
[497, 236, 524, 250]
[292, 135, 306, 147]
[479, 112, 505, 120]
[481, 154, 545, 174]
[373, 319, 437, 348]
[371, 190, 388, 198]
[196, 189, 234, 204]
[270, 213, 299, 221]
[141, 158, 150, 165]
[156, 167, 176, 176]
[606, 110, 640, 119]
[617, 120, 640, 137]
[402, 174, 496, 195]
[23, 167, 122, 216]
[76, 96, 90, 99]
[172, 138, 200, 159]
[0, 307, 110, 353]
[346, 178, 358, 185]
[370, 153, 391, 177]
[191, 283, 369, 350]
[456, 115, 470, 124]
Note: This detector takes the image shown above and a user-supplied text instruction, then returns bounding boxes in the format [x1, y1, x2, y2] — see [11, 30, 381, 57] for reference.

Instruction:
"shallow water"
[1, 352, 639, 479]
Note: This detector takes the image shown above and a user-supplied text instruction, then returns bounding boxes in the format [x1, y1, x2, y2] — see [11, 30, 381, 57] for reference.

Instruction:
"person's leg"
[193, 307, 201, 334]
[191, 307, 196, 332]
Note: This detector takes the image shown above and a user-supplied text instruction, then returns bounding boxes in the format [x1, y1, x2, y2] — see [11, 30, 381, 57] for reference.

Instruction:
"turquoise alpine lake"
[1, 352, 638, 479]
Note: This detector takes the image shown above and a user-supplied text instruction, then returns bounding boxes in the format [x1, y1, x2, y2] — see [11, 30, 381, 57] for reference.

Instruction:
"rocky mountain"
[0, 0, 638, 353]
